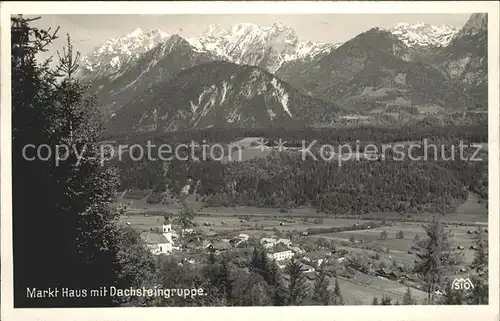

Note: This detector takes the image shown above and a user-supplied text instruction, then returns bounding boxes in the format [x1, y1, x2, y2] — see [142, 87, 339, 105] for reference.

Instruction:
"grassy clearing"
[335, 273, 428, 305]
[312, 220, 480, 268]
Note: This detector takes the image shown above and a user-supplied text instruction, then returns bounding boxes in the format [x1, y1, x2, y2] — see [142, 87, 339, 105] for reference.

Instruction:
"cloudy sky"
[31, 14, 472, 57]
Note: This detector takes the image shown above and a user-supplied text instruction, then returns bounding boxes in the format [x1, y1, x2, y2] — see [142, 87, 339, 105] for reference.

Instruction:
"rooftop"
[300, 263, 315, 271]
[269, 244, 291, 254]
[140, 232, 169, 244]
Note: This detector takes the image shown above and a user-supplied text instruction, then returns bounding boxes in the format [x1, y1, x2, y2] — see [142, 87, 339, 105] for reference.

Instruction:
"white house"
[300, 263, 315, 273]
[238, 233, 249, 241]
[140, 219, 173, 255]
[304, 251, 331, 267]
[182, 228, 194, 235]
[267, 249, 294, 261]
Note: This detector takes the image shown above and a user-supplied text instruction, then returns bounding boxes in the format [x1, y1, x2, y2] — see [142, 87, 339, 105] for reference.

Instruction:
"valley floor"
[117, 190, 487, 305]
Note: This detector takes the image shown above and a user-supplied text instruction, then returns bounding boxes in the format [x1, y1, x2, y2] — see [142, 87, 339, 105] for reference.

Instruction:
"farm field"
[335, 273, 428, 305]
[117, 189, 487, 226]
[312, 221, 480, 267]
[120, 190, 487, 258]
[119, 213, 364, 235]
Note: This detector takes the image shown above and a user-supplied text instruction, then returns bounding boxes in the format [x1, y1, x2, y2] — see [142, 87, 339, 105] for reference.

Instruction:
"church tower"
[162, 217, 172, 242]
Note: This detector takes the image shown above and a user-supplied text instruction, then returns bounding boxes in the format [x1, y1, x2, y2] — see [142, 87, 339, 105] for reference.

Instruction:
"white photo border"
[1, 2, 499, 321]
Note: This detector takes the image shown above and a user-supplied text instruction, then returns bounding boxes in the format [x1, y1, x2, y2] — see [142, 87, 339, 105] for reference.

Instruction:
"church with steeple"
[140, 217, 173, 255]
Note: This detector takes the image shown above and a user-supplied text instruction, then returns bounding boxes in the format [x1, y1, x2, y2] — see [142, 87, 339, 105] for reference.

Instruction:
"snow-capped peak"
[80, 22, 340, 79]
[389, 22, 459, 48]
[186, 22, 338, 72]
[203, 24, 228, 38]
[79, 28, 171, 79]
[230, 23, 259, 34]
[290, 41, 339, 60]
[127, 27, 144, 38]
[270, 21, 287, 32]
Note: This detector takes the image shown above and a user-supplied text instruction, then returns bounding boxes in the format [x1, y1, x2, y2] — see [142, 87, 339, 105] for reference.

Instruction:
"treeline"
[307, 222, 382, 235]
[107, 121, 487, 147]
[437, 159, 488, 200]
[220, 154, 467, 214]
[114, 129, 488, 214]
[118, 149, 472, 214]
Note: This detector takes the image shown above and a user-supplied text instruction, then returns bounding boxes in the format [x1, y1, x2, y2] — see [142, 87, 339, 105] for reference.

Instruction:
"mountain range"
[108, 61, 343, 134]
[78, 13, 488, 134]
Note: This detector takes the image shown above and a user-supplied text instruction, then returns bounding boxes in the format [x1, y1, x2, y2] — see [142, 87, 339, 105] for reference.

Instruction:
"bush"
[313, 218, 324, 224]
[316, 237, 330, 248]
[147, 192, 164, 204]
[380, 230, 388, 240]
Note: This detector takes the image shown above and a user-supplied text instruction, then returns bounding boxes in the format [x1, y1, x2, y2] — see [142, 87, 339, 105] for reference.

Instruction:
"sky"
[30, 14, 472, 58]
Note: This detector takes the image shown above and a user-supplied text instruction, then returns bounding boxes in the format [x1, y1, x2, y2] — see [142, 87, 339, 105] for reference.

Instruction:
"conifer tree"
[218, 255, 233, 303]
[413, 216, 462, 304]
[402, 287, 415, 305]
[312, 264, 332, 305]
[470, 228, 488, 276]
[268, 259, 288, 306]
[208, 252, 217, 265]
[114, 227, 157, 307]
[412, 234, 420, 249]
[332, 278, 345, 305]
[11, 15, 124, 307]
[173, 199, 196, 238]
[249, 247, 260, 273]
[285, 258, 309, 305]
[440, 280, 465, 305]
[258, 248, 270, 277]
[468, 274, 488, 305]
[380, 295, 392, 305]
[468, 228, 489, 304]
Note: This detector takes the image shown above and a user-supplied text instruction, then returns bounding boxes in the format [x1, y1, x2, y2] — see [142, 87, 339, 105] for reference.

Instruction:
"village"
[119, 189, 487, 304]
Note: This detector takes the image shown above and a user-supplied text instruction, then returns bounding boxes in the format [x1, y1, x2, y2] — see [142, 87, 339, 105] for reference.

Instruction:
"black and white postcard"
[1, 1, 499, 321]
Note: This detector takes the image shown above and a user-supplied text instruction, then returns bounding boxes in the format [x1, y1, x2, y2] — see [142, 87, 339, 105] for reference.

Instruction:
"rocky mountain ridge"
[80, 20, 460, 79]
[107, 61, 343, 134]
[78, 14, 487, 134]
